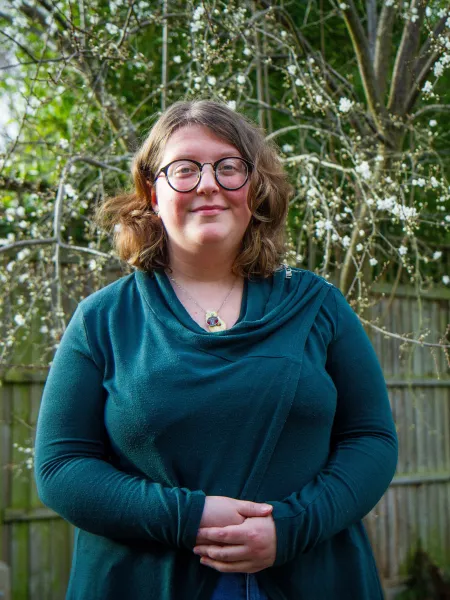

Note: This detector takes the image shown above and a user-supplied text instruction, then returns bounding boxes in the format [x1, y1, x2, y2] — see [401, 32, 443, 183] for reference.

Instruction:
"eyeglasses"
[154, 157, 253, 193]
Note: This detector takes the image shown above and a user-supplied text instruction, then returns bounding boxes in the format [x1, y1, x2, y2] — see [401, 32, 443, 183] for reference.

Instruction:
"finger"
[237, 501, 273, 518]
[194, 544, 248, 562]
[200, 557, 258, 573]
[196, 525, 248, 545]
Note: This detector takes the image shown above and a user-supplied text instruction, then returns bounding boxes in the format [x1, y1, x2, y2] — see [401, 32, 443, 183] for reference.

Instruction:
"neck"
[167, 245, 238, 283]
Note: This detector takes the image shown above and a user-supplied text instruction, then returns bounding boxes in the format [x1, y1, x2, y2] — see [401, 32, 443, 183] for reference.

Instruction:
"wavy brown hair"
[95, 100, 292, 278]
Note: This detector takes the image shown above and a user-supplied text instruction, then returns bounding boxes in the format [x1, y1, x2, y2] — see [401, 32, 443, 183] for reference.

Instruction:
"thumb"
[237, 501, 273, 517]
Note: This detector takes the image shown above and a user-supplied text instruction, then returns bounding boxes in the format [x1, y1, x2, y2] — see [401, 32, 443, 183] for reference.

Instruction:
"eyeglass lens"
[166, 158, 248, 191]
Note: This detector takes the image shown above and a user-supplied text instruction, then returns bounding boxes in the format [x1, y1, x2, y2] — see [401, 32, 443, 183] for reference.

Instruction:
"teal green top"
[34, 267, 398, 600]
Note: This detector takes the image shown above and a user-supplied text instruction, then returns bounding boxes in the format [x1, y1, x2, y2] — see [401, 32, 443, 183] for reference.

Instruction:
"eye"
[170, 161, 199, 178]
[217, 159, 246, 176]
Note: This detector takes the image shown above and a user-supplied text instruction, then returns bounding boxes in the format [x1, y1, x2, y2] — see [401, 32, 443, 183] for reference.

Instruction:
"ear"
[149, 184, 158, 212]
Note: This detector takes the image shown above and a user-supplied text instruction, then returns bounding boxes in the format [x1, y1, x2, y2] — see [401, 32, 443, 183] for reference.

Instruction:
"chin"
[190, 226, 234, 245]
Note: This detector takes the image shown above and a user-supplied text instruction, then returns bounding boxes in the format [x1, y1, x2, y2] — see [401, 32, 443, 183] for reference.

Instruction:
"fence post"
[0, 562, 10, 600]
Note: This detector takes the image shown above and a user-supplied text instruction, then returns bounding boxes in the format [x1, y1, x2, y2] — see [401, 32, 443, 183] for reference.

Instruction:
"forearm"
[36, 452, 205, 549]
[265, 428, 397, 565]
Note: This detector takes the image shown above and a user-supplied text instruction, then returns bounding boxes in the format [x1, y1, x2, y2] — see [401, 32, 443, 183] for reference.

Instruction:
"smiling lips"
[192, 204, 225, 212]
[192, 205, 227, 212]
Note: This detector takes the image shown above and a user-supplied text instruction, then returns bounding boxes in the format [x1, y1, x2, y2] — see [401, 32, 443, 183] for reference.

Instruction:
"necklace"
[167, 272, 237, 332]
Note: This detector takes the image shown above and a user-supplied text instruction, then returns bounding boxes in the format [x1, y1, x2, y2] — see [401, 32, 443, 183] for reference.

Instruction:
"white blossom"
[88, 260, 97, 271]
[243, 48, 251, 56]
[434, 62, 444, 77]
[392, 204, 418, 220]
[356, 243, 363, 252]
[236, 74, 246, 84]
[355, 161, 371, 180]
[105, 23, 120, 35]
[17, 249, 30, 261]
[385, 0, 394, 5]
[295, 78, 303, 87]
[342, 236, 351, 248]
[65, 184, 77, 198]
[431, 177, 439, 188]
[207, 76, 216, 86]
[339, 3, 348, 9]
[40, 325, 49, 334]
[443, 275, 450, 285]
[369, 257, 378, 266]
[425, 7, 432, 17]
[429, 119, 437, 127]
[227, 100, 236, 110]
[433, 251, 442, 260]
[59, 138, 69, 149]
[14, 314, 25, 327]
[359, 229, 365, 236]
[193, 5, 205, 20]
[287, 65, 297, 75]
[173, 55, 181, 64]
[398, 245, 408, 256]
[191, 21, 202, 33]
[315, 94, 323, 104]
[422, 81, 433, 93]
[282, 144, 294, 153]
[338, 97, 353, 113]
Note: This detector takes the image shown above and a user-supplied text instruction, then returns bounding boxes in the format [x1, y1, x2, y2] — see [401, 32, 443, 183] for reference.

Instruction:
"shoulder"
[78, 271, 139, 319]
[275, 264, 337, 292]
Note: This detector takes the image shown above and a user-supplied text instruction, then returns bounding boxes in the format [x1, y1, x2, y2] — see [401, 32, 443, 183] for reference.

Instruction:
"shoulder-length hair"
[95, 100, 292, 278]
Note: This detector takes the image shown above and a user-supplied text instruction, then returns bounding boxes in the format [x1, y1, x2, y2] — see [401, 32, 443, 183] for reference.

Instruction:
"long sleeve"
[267, 286, 398, 566]
[34, 304, 206, 550]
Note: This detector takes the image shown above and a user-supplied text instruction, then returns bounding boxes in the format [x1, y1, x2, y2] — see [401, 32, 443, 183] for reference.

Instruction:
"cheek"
[160, 193, 192, 219]
[232, 190, 252, 218]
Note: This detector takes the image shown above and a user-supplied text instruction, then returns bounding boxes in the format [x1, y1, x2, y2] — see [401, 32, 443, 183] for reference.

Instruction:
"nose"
[196, 164, 219, 195]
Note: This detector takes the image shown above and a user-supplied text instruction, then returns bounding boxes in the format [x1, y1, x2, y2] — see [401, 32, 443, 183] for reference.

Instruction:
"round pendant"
[205, 311, 227, 332]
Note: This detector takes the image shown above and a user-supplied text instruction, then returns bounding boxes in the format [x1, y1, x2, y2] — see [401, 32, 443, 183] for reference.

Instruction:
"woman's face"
[151, 124, 252, 255]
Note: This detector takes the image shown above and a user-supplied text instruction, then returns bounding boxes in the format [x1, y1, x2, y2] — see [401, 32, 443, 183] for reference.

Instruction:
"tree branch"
[373, 3, 397, 100]
[18, 2, 138, 152]
[404, 39, 449, 116]
[414, 14, 449, 79]
[409, 104, 450, 121]
[366, 0, 377, 62]
[340, 0, 389, 137]
[387, 0, 425, 116]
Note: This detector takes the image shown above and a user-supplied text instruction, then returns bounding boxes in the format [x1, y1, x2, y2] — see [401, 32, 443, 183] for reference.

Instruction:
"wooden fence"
[0, 282, 449, 599]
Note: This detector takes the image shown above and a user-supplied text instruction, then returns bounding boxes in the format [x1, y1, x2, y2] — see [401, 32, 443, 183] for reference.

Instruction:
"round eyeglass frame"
[153, 156, 254, 193]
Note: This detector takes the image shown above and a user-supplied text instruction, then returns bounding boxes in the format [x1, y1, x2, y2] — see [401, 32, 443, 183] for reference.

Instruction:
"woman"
[34, 100, 398, 600]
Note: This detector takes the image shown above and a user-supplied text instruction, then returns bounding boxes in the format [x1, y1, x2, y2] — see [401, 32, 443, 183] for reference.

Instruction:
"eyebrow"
[165, 153, 242, 163]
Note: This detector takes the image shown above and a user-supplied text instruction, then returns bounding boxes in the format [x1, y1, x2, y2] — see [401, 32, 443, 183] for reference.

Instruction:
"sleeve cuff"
[181, 491, 206, 549]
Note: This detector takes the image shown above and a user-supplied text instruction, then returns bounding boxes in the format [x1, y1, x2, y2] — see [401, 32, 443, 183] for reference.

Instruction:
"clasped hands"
[193, 495, 277, 574]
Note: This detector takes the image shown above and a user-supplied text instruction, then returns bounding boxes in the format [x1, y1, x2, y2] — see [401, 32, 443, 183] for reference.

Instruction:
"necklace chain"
[167, 273, 237, 315]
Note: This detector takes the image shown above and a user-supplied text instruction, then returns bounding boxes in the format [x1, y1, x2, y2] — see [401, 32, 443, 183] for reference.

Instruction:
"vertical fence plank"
[29, 382, 52, 600]
[50, 520, 72, 600]
[0, 383, 12, 566]
[10, 383, 31, 600]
